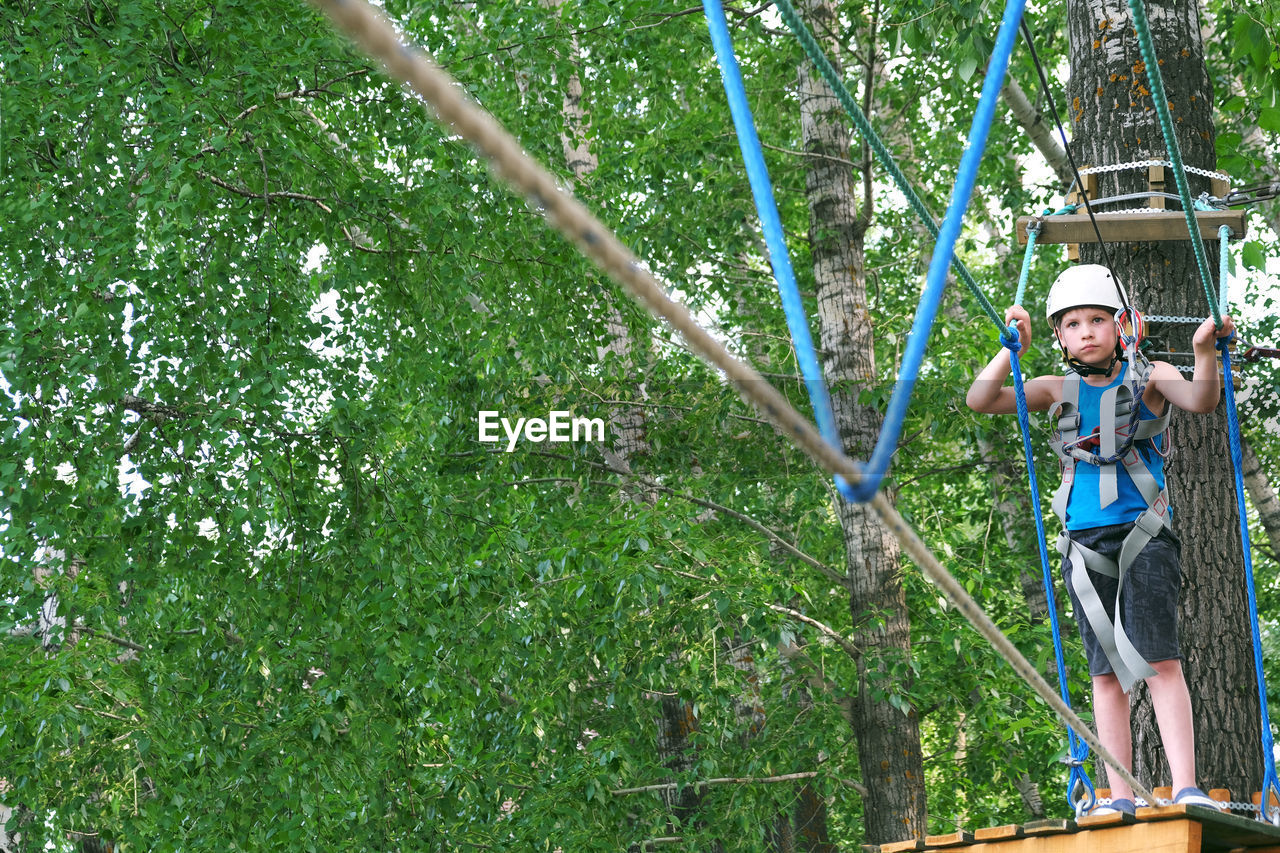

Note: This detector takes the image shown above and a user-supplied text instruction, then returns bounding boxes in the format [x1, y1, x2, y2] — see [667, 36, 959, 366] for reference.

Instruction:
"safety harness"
[1047, 354, 1173, 693]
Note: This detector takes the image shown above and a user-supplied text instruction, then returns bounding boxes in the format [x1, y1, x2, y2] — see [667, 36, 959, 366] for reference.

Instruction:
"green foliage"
[2, 0, 1275, 850]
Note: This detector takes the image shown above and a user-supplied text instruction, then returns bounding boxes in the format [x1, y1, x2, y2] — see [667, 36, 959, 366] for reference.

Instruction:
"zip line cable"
[304, 0, 1154, 805]
[1018, 20, 1129, 312]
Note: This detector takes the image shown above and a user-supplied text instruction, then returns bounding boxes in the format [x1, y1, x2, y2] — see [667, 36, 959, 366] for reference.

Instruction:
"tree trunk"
[1066, 0, 1261, 798]
[798, 0, 926, 842]
[1242, 436, 1280, 561]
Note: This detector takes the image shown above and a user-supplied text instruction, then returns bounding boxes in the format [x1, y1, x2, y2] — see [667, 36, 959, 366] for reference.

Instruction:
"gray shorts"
[1061, 522, 1183, 678]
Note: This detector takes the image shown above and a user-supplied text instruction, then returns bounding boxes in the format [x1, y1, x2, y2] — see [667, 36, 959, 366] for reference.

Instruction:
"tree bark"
[798, 0, 926, 842]
[1066, 0, 1260, 798]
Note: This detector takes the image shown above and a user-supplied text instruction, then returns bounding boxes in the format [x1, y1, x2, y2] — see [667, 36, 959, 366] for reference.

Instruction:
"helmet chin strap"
[1061, 343, 1122, 378]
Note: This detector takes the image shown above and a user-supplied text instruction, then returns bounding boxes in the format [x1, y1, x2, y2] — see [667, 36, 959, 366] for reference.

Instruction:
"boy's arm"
[1148, 315, 1235, 414]
[966, 305, 1060, 414]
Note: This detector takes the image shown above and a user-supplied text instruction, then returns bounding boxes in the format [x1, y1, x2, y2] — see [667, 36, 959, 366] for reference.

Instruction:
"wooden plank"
[879, 839, 924, 853]
[1076, 810, 1137, 828]
[1015, 209, 1248, 245]
[1065, 171, 1097, 262]
[972, 824, 1024, 842]
[1190, 803, 1280, 850]
[1023, 819, 1076, 835]
[925, 830, 975, 848]
[1150, 165, 1167, 210]
[1207, 788, 1231, 805]
[962, 819, 1198, 853]
[1139, 803, 1190, 819]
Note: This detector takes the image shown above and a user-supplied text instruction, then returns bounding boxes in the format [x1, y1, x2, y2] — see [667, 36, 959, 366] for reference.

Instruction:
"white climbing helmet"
[1044, 264, 1128, 324]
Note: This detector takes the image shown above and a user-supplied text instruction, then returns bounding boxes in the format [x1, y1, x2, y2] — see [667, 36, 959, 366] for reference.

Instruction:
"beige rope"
[306, 0, 1154, 808]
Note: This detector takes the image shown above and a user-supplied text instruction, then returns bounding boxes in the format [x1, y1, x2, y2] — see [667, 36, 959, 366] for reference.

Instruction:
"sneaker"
[1090, 797, 1136, 816]
[1173, 787, 1225, 810]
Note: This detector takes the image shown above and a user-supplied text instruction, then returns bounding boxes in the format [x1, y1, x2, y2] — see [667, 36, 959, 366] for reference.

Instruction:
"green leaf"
[1259, 107, 1280, 134]
[1243, 241, 1267, 271]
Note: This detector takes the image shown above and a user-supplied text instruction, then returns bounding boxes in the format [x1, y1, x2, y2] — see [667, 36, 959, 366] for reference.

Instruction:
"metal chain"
[1097, 795, 1263, 812]
[1145, 314, 1207, 324]
[1078, 159, 1231, 182]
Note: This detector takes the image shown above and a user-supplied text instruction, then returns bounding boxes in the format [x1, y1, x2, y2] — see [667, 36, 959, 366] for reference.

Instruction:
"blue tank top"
[1064, 364, 1167, 531]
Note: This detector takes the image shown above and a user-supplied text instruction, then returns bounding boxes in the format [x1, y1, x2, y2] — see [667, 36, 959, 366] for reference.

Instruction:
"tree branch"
[74, 704, 135, 723]
[1002, 76, 1072, 186]
[525, 452, 849, 589]
[80, 626, 145, 653]
[611, 770, 866, 798]
[197, 170, 334, 212]
[768, 603, 859, 660]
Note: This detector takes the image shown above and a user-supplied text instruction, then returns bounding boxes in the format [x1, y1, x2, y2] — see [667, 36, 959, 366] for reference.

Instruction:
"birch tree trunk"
[798, 0, 925, 842]
[1242, 437, 1280, 560]
[543, 7, 703, 847]
[1066, 0, 1260, 797]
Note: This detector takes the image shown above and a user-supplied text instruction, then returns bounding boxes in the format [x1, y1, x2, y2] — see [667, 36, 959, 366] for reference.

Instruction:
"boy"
[966, 264, 1235, 814]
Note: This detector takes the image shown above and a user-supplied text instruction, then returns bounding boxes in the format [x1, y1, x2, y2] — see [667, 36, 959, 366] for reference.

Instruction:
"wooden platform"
[876, 805, 1280, 853]
[1015, 210, 1248, 245]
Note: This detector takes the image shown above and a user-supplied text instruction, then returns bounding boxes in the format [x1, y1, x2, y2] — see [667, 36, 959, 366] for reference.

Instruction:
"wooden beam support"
[1016, 209, 1248, 245]
[1150, 164, 1167, 210]
[1065, 170, 1098, 261]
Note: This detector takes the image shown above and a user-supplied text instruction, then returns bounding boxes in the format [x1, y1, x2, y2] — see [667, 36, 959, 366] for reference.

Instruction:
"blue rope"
[1216, 229, 1280, 820]
[701, 0, 859, 500]
[772, 0, 1006, 332]
[1004, 326, 1094, 811]
[1218, 225, 1232, 311]
[706, 0, 1026, 502]
[1014, 216, 1044, 307]
[845, 0, 1028, 500]
[1220, 337, 1280, 819]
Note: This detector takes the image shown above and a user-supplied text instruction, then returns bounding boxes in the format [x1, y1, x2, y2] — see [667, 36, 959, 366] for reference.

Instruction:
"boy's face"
[1054, 306, 1118, 366]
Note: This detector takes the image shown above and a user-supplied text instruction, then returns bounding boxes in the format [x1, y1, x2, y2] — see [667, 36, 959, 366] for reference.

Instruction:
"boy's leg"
[1146, 658, 1196, 794]
[1093, 672, 1135, 800]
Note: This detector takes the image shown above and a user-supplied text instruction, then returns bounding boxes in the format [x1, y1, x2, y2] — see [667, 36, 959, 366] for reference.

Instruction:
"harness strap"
[1098, 383, 1123, 507]
[1057, 531, 1158, 693]
[1048, 361, 1172, 693]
